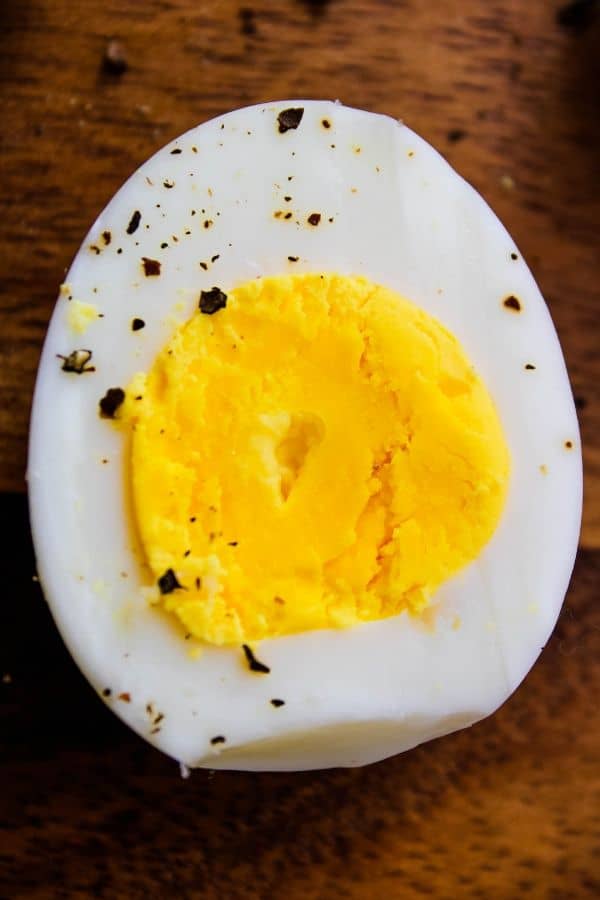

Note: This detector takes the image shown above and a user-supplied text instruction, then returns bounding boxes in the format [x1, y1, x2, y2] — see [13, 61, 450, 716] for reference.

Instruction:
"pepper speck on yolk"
[126, 273, 510, 645]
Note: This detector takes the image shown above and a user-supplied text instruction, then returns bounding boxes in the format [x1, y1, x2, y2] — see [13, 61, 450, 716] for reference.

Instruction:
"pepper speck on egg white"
[28, 101, 582, 771]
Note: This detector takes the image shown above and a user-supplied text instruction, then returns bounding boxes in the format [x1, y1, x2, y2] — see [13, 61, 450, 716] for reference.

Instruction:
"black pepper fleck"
[102, 40, 128, 76]
[270, 698, 285, 708]
[102, 230, 112, 246]
[170, 148, 182, 155]
[242, 644, 270, 674]
[163, 179, 175, 189]
[447, 128, 467, 143]
[127, 210, 141, 234]
[199, 287, 227, 315]
[131, 317, 145, 331]
[102, 688, 112, 697]
[158, 568, 184, 594]
[322, 118, 331, 129]
[288, 256, 299, 262]
[211, 735, 226, 745]
[277, 107, 304, 133]
[142, 257, 161, 277]
[503, 295, 522, 312]
[525, 363, 536, 370]
[58, 349, 95, 374]
[308, 212, 321, 226]
[99, 387, 125, 419]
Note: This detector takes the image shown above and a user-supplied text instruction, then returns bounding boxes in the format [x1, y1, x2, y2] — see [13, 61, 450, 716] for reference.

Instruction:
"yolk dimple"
[125, 273, 510, 645]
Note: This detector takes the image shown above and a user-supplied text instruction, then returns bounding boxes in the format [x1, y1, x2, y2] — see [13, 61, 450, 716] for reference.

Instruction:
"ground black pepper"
[277, 108, 304, 133]
[142, 258, 161, 277]
[99, 387, 125, 418]
[127, 210, 141, 234]
[58, 349, 95, 374]
[158, 568, 184, 594]
[102, 40, 128, 76]
[242, 644, 270, 674]
[199, 287, 227, 315]
[503, 295, 522, 312]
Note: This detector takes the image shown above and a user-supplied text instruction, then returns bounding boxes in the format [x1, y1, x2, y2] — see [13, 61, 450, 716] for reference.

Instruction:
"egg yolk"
[125, 273, 510, 645]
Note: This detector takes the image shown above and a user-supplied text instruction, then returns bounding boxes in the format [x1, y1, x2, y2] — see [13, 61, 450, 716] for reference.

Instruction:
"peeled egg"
[28, 101, 582, 771]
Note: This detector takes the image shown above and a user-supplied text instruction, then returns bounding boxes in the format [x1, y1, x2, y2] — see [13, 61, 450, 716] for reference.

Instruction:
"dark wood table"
[1, 2, 598, 897]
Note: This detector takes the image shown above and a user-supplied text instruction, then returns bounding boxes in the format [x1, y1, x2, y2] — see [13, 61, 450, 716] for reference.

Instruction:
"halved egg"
[28, 101, 582, 771]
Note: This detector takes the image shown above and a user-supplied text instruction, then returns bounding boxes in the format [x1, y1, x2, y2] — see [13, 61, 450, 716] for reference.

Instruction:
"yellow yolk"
[66, 300, 100, 334]
[125, 274, 510, 645]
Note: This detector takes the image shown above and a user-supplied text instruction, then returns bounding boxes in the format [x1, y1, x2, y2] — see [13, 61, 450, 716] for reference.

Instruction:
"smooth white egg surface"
[28, 101, 582, 771]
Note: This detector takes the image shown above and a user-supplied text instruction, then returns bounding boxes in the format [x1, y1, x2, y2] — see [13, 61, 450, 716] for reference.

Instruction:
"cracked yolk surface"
[126, 273, 510, 645]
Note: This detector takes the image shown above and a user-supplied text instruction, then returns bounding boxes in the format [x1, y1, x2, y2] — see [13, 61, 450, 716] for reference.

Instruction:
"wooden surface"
[1, 1, 598, 898]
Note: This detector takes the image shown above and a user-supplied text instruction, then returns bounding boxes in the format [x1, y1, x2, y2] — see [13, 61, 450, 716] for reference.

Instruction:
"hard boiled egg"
[28, 101, 582, 771]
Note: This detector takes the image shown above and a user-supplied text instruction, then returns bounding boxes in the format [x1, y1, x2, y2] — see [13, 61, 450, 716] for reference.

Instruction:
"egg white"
[28, 101, 582, 771]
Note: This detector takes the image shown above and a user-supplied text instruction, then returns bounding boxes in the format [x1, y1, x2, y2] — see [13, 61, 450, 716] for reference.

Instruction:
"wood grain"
[1, 2, 599, 897]
[1, 493, 598, 899]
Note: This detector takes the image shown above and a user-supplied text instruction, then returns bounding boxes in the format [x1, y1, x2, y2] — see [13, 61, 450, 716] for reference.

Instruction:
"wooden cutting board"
[1, 1, 598, 897]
